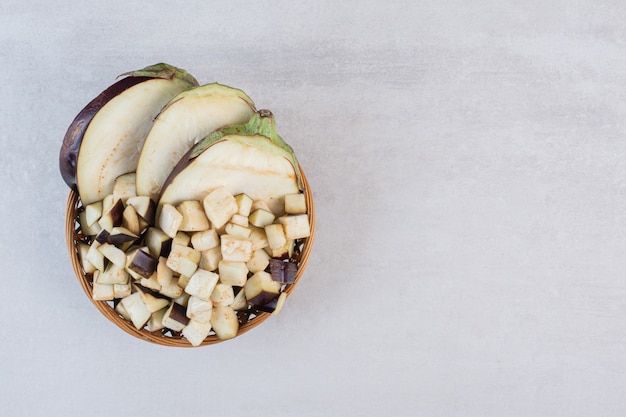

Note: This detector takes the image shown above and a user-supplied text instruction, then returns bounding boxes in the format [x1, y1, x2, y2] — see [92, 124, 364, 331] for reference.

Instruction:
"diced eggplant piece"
[265, 238, 294, 259]
[91, 269, 100, 284]
[172, 231, 191, 247]
[230, 214, 249, 228]
[155, 258, 183, 298]
[109, 227, 139, 247]
[97, 242, 126, 268]
[246, 249, 270, 273]
[158, 203, 183, 239]
[248, 209, 275, 228]
[124, 247, 144, 280]
[140, 272, 161, 292]
[166, 244, 201, 277]
[199, 246, 222, 271]
[85, 241, 105, 272]
[184, 269, 219, 301]
[94, 228, 111, 245]
[96, 262, 130, 285]
[210, 283, 234, 307]
[122, 204, 141, 236]
[265, 223, 286, 250]
[202, 187, 238, 229]
[268, 258, 284, 282]
[159, 277, 183, 299]
[234, 193, 253, 217]
[84, 201, 103, 227]
[156, 256, 174, 286]
[225, 223, 251, 238]
[248, 225, 268, 251]
[210, 306, 239, 340]
[230, 287, 248, 311]
[133, 283, 170, 313]
[145, 227, 171, 258]
[101, 194, 115, 214]
[256, 292, 287, 315]
[77, 242, 97, 274]
[182, 319, 213, 347]
[95, 227, 139, 247]
[147, 307, 167, 332]
[92, 282, 115, 301]
[162, 302, 190, 332]
[115, 300, 132, 321]
[160, 240, 173, 259]
[137, 217, 150, 235]
[177, 274, 190, 290]
[173, 292, 191, 307]
[186, 296, 213, 323]
[251, 199, 272, 213]
[277, 214, 310, 240]
[190, 229, 219, 251]
[97, 198, 125, 231]
[127, 248, 158, 279]
[120, 292, 152, 329]
[244, 271, 281, 306]
[218, 260, 248, 287]
[268, 259, 298, 284]
[284, 193, 307, 215]
[79, 210, 102, 236]
[220, 234, 253, 262]
[125, 195, 156, 223]
[176, 200, 210, 232]
[284, 262, 297, 284]
[113, 283, 132, 298]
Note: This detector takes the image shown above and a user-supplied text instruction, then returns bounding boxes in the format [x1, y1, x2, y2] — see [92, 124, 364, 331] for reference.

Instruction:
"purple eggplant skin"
[268, 259, 298, 284]
[128, 250, 158, 278]
[59, 76, 152, 190]
[94, 228, 138, 246]
[134, 283, 170, 300]
[248, 289, 280, 307]
[94, 229, 111, 244]
[168, 302, 190, 327]
[254, 295, 281, 313]
[108, 229, 139, 247]
[105, 199, 125, 227]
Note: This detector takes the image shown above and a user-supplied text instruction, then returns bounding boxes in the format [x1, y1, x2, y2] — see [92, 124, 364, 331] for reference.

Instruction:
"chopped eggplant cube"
[128, 248, 158, 278]
[269, 259, 298, 284]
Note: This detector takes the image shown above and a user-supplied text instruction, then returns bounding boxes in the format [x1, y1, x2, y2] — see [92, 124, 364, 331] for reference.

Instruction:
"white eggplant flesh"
[135, 83, 255, 200]
[159, 136, 300, 216]
[210, 306, 239, 340]
[182, 319, 213, 346]
[76, 77, 193, 205]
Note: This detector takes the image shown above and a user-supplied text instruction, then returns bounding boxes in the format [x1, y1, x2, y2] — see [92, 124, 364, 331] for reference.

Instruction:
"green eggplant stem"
[118, 63, 199, 86]
[192, 109, 303, 190]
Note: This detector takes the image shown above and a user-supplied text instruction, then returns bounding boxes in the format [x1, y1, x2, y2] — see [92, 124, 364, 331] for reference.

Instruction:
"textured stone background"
[2, 1, 626, 415]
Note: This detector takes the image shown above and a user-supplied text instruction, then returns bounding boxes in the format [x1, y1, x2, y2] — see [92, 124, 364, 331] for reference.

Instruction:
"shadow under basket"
[64, 167, 315, 347]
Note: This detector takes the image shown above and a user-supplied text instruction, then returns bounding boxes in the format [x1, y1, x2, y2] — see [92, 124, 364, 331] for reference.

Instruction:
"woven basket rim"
[65, 166, 315, 347]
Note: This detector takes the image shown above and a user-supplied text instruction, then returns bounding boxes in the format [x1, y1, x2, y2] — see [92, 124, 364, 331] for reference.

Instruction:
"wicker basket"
[65, 167, 315, 347]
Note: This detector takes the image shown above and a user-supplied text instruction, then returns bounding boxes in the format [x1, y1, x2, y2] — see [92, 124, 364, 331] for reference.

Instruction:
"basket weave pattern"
[65, 167, 315, 347]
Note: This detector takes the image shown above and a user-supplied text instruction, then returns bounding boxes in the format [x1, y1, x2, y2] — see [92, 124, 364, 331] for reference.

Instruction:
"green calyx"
[119, 63, 199, 87]
[192, 109, 303, 190]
